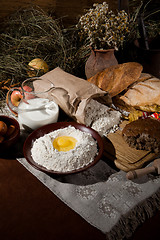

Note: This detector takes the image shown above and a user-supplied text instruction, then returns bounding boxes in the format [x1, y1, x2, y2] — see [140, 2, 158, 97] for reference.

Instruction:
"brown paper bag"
[34, 67, 111, 124]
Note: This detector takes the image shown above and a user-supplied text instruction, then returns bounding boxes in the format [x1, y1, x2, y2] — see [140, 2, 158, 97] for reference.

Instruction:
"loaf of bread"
[120, 74, 160, 112]
[122, 118, 160, 153]
[112, 72, 160, 122]
[112, 95, 144, 121]
[88, 62, 160, 122]
[87, 62, 143, 97]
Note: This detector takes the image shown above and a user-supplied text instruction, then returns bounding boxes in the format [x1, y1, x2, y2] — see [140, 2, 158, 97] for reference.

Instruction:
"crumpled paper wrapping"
[34, 67, 112, 124]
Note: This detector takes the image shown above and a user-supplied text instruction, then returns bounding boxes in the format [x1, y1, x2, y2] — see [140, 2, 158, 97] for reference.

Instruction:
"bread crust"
[120, 76, 160, 111]
[87, 62, 143, 97]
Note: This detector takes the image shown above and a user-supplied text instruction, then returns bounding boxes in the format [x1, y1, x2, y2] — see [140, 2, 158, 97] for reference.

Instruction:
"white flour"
[84, 99, 121, 136]
[31, 126, 98, 172]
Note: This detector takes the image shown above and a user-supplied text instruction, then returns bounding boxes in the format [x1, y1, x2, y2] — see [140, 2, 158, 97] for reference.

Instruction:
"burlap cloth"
[1, 101, 160, 240]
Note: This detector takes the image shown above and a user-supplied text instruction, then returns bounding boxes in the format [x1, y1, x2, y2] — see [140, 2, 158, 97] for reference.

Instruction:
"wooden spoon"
[126, 158, 160, 180]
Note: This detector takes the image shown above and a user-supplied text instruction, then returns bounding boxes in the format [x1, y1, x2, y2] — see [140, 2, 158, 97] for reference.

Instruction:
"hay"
[0, 6, 89, 99]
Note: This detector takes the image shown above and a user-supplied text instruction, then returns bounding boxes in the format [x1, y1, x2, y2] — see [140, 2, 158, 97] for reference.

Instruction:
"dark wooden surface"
[0, 0, 118, 26]
[0, 157, 106, 240]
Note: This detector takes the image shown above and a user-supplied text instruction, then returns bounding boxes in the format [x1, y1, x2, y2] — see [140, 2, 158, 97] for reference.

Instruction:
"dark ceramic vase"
[85, 48, 118, 79]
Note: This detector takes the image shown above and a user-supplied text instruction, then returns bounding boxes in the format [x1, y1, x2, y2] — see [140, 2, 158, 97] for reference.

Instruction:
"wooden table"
[0, 157, 107, 240]
[0, 142, 160, 240]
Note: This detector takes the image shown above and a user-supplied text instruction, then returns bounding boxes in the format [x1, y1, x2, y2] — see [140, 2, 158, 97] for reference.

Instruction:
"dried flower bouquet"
[77, 2, 129, 50]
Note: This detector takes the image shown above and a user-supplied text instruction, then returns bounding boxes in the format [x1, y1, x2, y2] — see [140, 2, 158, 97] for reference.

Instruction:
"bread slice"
[122, 118, 160, 153]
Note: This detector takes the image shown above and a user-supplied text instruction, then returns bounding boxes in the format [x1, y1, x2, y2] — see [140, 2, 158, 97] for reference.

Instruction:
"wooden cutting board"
[102, 121, 158, 172]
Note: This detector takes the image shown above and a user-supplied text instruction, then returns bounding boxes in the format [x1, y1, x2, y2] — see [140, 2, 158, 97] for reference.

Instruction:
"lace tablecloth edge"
[106, 189, 160, 240]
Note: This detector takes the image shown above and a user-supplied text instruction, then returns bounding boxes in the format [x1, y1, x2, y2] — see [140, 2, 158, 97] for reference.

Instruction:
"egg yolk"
[53, 136, 77, 152]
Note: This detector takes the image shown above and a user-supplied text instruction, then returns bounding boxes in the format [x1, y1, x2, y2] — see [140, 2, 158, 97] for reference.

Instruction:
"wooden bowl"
[23, 121, 104, 175]
[0, 115, 20, 152]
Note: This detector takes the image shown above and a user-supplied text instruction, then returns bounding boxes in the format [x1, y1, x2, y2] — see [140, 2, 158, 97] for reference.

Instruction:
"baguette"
[87, 62, 143, 97]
